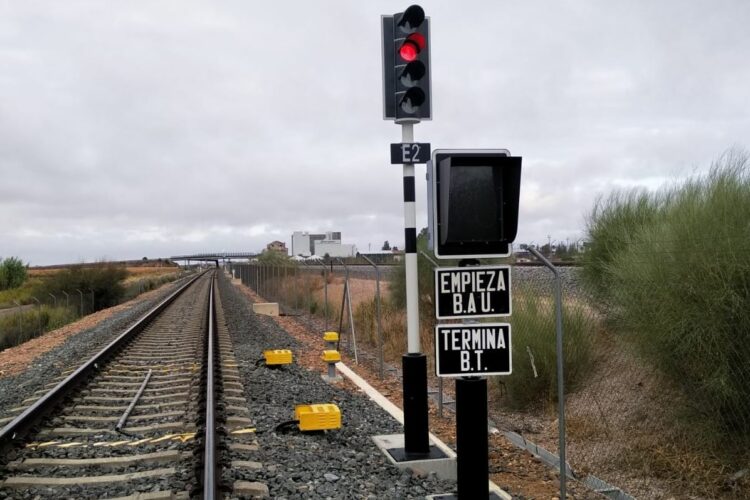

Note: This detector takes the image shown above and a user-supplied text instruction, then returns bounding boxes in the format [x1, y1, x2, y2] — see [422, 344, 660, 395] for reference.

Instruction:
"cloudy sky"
[1, 1, 748, 265]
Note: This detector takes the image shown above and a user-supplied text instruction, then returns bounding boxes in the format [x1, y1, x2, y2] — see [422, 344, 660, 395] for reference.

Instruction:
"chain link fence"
[228, 259, 749, 499]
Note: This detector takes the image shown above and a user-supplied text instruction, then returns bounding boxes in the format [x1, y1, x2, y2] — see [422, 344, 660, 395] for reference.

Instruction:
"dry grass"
[123, 267, 180, 284]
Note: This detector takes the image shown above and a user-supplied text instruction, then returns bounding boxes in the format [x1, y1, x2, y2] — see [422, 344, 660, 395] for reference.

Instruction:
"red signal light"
[399, 41, 419, 61]
[398, 34, 425, 62]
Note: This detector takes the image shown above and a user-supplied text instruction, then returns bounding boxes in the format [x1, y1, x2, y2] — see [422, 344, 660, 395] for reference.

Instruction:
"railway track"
[0, 271, 225, 499]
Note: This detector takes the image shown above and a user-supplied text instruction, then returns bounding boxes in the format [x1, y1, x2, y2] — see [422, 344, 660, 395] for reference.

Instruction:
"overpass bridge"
[169, 252, 259, 264]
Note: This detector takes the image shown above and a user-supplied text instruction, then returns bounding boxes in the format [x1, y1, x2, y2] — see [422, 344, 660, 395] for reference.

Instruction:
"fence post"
[62, 291, 69, 309]
[358, 253, 384, 379]
[419, 250, 445, 417]
[76, 289, 84, 316]
[324, 261, 329, 330]
[48, 293, 56, 308]
[336, 258, 358, 363]
[528, 247, 567, 500]
[31, 296, 41, 335]
[13, 300, 22, 339]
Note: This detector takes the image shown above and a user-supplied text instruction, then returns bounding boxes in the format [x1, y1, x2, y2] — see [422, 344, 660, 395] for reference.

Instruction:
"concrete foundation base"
[252, 303, 279, 316]
[372, 434, 456, 481]
[321, 373, 343, 383]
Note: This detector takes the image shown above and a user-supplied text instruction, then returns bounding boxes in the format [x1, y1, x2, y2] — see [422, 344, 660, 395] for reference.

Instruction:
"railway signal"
[382, 5, 432, 122]
[428, 149, 523, 259]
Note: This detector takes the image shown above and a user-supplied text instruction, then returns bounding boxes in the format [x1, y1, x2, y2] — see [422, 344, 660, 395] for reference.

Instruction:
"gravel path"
[0, 277, 190, 421]
[217, 274, 457, 499]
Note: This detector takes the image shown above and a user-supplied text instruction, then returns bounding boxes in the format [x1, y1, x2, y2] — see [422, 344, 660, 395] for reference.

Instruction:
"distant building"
[292, 231, 347, 257]
[266, 240, 288, 254]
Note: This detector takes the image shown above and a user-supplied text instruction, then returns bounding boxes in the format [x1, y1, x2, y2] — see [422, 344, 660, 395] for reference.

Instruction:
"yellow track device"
[323, 331, 339, 343]
[295, 404, 341, 431]
[321, 350, 341, 363]
[263, 349, 293, 366]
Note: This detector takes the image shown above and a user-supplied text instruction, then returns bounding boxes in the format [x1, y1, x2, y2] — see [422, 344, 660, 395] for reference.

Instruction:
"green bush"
[498, 288, 595, 409]
[36, 263, 127, 313]
[583, 150, 750, 439]
[581, 190, 662, 301]
[0, 305, 77, 351]
[0, 257, 28, 291]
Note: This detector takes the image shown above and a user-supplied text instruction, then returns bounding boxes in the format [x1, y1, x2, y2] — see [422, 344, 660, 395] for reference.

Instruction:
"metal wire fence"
[228, 260, 749, 499]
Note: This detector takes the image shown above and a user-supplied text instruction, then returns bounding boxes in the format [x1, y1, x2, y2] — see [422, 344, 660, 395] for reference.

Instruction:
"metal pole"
[62, 291, 69, 309]
[13, 300, 22, 338]
[454, 259, 489, 499]
[76, 289, 84, 316]
[419, 250, 442, 415]
[31, 297, 41, 335]
[400, 121, 429, 456]
[359, 253, 384, 379]
[324, 263, 329, 330]
[48, 293, 56, 308]
[529, 247, 567, 499]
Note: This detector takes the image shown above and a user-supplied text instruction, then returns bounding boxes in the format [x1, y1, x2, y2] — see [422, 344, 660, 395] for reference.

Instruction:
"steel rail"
[0, 271, 206, 452]
[203, 275, 218, 499]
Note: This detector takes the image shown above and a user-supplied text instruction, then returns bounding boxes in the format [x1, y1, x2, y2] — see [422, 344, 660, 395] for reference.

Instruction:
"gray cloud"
[1, 1, 748, 264]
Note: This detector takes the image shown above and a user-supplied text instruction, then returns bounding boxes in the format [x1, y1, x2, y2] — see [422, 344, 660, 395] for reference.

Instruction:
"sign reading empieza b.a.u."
[435, 323, 511, 377]
[435, 265, 511, 319]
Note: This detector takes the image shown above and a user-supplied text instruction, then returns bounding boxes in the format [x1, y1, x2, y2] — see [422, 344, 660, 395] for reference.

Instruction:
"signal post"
[381, 4, 436, 461]
[378, 6, 523, 498]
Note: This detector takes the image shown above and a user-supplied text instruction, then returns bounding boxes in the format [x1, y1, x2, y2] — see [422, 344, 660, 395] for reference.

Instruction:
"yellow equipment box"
[323, 331, 339, 342]
[264, 349, 293, 365]
[295, 404, 341, 431]
[321, 350, 341, 363]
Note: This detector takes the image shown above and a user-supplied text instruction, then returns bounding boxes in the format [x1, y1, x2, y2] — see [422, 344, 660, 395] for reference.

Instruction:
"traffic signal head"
[428, 150, 522, 259]
[382, 5, 432, 122]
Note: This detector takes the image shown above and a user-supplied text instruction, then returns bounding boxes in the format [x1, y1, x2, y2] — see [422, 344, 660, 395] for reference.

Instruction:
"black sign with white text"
[435, 266, 511, 319]
[390, 142, 431, 164]
[435, 323, 511, 377]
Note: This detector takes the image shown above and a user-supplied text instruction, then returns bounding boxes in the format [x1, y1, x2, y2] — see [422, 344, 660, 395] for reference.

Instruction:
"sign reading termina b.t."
[435, 324, 511, 377]
[435, 265, 511, 319]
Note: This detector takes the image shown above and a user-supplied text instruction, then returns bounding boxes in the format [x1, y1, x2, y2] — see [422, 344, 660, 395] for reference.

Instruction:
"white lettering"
[440, 273, 450, 294]
[452, 294, 462, 314]
[496, 270, 506, 291]
[401, 144, 411, 161]
[472, 329, 481, 349]
[467, 294, 476, 313]
[442, 329, 451, 348]
[486, 329, 496, 349]
[480, 292, 492, 312]
[451, 273, 462, 293]
[475, 350, 484, 370]
[451, 329, 461, 351]
[461, 329, 471, 350]
[460, 351, 470, 371]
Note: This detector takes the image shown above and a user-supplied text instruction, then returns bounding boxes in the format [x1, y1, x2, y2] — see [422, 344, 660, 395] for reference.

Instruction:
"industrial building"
[291, 231, 355, 258]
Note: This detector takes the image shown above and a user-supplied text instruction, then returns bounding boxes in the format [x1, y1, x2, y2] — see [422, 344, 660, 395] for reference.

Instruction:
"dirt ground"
[1, 272, 596, 498]
[0, 284, 175, 379]
[234, 277, 598, 499]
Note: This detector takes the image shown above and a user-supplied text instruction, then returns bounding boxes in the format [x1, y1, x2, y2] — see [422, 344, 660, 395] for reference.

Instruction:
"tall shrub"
[37, 263, 128, 312]
[584, 150, 750, 439]
[0, 257, 28, 290]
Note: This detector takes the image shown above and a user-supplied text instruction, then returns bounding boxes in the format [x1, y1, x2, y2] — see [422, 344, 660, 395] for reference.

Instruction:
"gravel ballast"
[217, 274, 458, 499]
[0, 278, 189, 419]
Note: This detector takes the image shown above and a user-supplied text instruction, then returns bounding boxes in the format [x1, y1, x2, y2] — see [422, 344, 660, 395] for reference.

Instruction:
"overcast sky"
[1, 1, 748, 265]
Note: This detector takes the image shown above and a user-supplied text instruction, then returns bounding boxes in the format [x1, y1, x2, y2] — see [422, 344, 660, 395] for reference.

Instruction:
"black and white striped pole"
[400, 122, 430, 456]
[382, 5, 433, 457]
